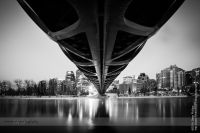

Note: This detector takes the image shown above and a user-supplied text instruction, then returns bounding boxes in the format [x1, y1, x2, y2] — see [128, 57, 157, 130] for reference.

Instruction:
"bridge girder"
[17, 0, 184, 95]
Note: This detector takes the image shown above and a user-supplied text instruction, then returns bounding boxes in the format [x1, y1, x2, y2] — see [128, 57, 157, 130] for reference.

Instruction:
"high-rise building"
[170, 69, 174, 89]
[157, 65, 185, 90]
[76, 69, 82, 84]
[169, 65, 184, 90]
[48, 78, 58, 95]
[156, 73, 162, 89]
[76, 70, 87, 84]
[161, 68, 170, 89]
[75, 69, 90, 94]
[57, 79, 64, 94]
[177, 71, 185, 89]
[65, 71, 75, 82]
[64, 71, 76, 95]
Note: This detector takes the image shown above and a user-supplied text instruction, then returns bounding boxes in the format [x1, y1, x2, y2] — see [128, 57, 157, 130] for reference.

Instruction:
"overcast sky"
[0, 0, 200, 83]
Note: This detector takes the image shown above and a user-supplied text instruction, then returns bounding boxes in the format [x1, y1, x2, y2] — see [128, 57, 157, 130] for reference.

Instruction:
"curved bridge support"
[17, 0, 185, 95]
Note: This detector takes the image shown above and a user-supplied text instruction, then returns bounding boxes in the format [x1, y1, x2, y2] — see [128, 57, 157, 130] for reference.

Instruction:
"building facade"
[64, 71, 76, 95]
[161, 68, 170, 89]
[185, 68, 200, 87]
[48, 78, 58, 95]
[177, 71, 185, 89]
[156, 73, 162, 90]
[57, 79, 64, 94]
[66, 71, 75, 82]
[157, 65, 185, 90]
[75, 69, 90, 95]
[123, 75, 135, 84]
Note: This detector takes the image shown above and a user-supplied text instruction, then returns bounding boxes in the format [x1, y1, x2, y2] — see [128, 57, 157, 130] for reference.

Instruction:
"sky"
[0, 0, 200, 83]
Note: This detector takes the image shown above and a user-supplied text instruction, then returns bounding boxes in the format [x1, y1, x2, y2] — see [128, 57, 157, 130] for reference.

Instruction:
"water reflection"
[0, 97, 199, 126]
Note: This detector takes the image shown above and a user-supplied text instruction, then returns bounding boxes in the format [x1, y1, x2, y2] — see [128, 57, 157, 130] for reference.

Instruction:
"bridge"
[17, 0, 184, 95]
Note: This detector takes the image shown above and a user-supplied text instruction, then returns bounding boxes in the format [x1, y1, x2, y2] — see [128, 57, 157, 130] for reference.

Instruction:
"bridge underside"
[17, 0, 184, 95]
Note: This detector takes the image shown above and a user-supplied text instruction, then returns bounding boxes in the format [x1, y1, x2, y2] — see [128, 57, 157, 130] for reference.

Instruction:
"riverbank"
[0, 96, 84, 100]
[0, 95, 195, 100]
[118, 95, 189, 98]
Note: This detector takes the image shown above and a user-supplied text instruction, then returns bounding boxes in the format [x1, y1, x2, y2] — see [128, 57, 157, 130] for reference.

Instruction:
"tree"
[48, 79, 57, 96]
[113, 87, 117, 93]
[140, 79, 157, 96]
[177, 87, 180, 96]
[14, 79, 24, 96]
[7, 87, 16, 96]
[38, 80, 47, 96]
[148, 79, 157, 95]
[24, 80, 31, 95]
[1, 80, 12, 96]
[140, 81, 148, 96]
[24, 80, 36, 96]
[0, 81, 2, 95]
[128, 87, 131, 95]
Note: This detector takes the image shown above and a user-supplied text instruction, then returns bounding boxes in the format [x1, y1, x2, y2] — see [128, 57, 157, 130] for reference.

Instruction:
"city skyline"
[0, 0, 200, 83]
[0, 64, 198, 85]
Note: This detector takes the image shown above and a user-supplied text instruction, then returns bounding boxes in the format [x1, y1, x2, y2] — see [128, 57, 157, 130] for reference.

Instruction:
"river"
[0, 97, 199, 133]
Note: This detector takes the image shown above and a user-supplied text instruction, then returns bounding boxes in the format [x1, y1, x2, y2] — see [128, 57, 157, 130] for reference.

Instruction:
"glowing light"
[66, 110, 73, 126]
[58, 101, 64, 118]
[79, 108, 83, 121]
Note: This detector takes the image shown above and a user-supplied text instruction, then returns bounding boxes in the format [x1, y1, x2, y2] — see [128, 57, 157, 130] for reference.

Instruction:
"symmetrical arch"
[17, 0, 184, 95]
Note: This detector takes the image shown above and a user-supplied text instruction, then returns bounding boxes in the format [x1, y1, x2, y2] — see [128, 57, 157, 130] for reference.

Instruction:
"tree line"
[0, 79, 78, 96]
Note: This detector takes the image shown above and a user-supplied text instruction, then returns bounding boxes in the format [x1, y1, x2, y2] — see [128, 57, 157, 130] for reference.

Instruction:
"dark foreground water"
[0, 97, 199, 133]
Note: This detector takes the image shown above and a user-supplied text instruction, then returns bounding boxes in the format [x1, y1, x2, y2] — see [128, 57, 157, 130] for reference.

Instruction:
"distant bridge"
[17, 0, 184, 95]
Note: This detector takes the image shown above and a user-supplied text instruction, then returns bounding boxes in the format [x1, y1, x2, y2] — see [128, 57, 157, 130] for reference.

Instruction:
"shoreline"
[0, 95, 194, 100]
[118, 95, 189, 98]
[0, 96, 85, 100]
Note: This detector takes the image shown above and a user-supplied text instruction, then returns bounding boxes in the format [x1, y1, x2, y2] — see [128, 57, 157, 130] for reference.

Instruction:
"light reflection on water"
[0, 97, 199, 126]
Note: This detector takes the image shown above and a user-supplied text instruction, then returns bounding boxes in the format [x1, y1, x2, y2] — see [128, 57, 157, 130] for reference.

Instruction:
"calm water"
[0, 97, 199, 133]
